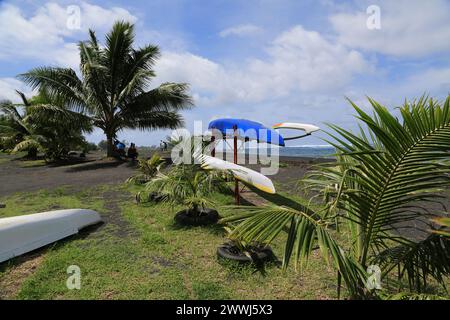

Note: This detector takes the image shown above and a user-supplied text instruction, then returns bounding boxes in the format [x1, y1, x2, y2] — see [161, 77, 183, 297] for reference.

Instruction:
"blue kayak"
[208, 118, 285, 146]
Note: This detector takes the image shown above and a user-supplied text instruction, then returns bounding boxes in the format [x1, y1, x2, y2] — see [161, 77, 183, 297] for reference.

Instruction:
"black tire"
[174, 208, 219, 226]
[136, 192, 166, 204]
[149, 192, 165, 203]
[217, 242, 274, 263]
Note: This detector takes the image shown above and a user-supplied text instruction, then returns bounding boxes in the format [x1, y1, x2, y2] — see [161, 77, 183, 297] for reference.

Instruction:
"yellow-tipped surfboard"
[199, 154, 276, 194]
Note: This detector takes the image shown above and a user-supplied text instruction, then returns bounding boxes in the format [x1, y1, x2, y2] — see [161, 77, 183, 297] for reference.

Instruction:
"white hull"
[273, 122, 320, 135]
[200, 154, 276, 194]
[0, 209, 101, 263]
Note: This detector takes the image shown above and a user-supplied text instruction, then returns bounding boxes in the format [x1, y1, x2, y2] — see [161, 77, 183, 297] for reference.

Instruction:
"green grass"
[3, 182, 446, 299]
[0, 184, 339, 300]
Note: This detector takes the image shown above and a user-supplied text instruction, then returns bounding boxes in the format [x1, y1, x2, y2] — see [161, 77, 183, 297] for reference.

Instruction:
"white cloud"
[330, 0, 450, 57]
[253, 26, 371, 93]
[219, 24, 263, 38]
[392, 67, 450, 98]
[156, 25, 371, 107]
[0, 78, 34, 102]
[0, 2, 137, 69]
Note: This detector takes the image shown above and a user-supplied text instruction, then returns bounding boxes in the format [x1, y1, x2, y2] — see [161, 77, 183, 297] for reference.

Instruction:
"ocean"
[278, 146, 336, 158]
[215, 145, 336, 159]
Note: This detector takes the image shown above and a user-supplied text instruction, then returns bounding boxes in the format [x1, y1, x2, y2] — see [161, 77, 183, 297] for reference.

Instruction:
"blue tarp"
[208, 118, 285, 146]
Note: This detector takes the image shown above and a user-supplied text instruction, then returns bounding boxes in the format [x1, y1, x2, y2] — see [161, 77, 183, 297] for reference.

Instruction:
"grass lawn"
[0, 184, 340, 300]
[2, 181, 448, 300]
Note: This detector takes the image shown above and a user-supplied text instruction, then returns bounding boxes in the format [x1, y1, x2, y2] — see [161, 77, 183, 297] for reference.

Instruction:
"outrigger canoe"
[209, 118, 285, 146]
[0, 209, 101, 263]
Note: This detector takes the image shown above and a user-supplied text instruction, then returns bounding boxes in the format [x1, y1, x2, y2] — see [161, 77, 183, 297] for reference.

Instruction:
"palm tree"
[222, 96, 450, 298]
[0, 90, 92, 160]
[0, 93, 36, 156]
[18, 21, 193, 157]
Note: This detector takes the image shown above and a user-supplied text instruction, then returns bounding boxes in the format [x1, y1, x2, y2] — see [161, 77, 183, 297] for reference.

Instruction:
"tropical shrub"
[0, 91, 92, 160]
[127, 153, 166, 184]
[0, 113, 19, 152]
[143, 164, 228, 214]
[222, 96, 450, 299]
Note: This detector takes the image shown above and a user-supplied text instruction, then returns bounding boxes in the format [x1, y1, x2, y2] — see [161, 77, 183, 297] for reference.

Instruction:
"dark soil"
[0, 152, 323, 197]
[0, 151, 136, 196]
[100, 190, 138, 239]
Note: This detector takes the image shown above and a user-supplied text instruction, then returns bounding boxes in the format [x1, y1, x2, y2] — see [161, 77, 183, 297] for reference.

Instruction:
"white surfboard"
[0, 209, 101, 263]
[273, 122, 320, 135]
[199, 154, 276, 194]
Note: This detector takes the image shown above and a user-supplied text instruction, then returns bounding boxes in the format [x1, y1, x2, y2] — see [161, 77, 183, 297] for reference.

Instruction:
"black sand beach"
[0, 151, 333, 196]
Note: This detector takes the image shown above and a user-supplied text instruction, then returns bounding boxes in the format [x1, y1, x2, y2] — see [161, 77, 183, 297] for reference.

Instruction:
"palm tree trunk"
[106, 134, 114, 157]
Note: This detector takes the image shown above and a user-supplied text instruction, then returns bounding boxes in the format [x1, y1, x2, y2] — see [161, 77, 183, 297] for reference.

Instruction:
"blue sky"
[1, 0, 450, 146]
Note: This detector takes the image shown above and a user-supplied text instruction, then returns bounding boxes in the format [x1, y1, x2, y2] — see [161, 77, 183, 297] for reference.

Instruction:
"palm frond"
[115, 44, 160, 104]
[143, 165, 228, 209]
[375, 234, 450, 291]
[221, 204, 367, 297]
[432, 217, 450, 237]
[120, 82, 193, 124]
[27, 104, 93, 133]
[18, 67, 85, 112]
[127, 154, 165, 184]
[383, 292, 447, 300]
[306, 96, 450, 261]
[12, 137, 43, 153]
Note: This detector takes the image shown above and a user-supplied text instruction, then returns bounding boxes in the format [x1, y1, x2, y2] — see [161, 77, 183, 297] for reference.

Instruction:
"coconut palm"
[0, 90, 92, 160]
[222, 96, 450, 298]
[0, 97, 34, 156]
[18, 21, 193, 157]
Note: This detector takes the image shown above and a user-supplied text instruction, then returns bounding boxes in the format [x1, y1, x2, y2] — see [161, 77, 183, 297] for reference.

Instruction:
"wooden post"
[233, 125, 240, 205]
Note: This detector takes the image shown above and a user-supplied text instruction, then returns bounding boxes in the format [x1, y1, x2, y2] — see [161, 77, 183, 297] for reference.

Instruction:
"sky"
[0, 0, 450, 147]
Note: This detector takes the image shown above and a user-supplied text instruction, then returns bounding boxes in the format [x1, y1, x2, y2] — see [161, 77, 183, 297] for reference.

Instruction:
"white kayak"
[0, 209, 101, 263]
[272, 122, 320, 135]
[199, 154, 276, 194]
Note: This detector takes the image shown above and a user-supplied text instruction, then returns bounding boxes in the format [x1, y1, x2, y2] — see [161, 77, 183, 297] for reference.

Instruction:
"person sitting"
[127, 143, 138, 160]
[114, 140, 126, 157]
